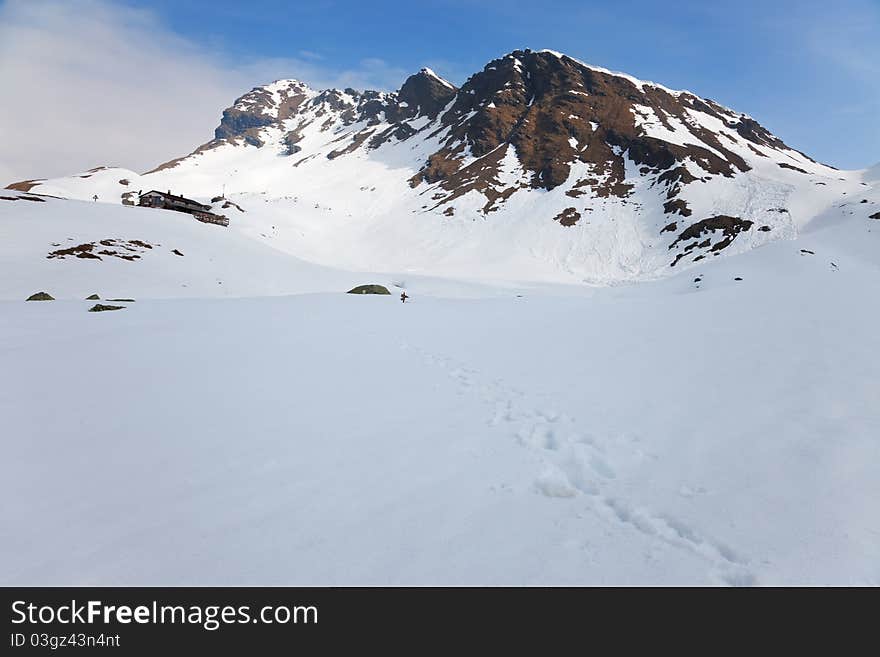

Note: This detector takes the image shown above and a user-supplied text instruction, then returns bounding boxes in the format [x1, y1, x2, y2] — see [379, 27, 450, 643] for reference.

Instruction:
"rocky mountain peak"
[397, 68, 457, 118]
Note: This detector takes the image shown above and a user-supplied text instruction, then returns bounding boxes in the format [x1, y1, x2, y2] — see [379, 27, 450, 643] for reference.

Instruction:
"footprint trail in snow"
[400, 342, 757, 586]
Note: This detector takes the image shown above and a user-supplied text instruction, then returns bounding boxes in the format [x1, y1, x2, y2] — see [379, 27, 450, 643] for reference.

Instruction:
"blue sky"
[1, 0, 877, 179]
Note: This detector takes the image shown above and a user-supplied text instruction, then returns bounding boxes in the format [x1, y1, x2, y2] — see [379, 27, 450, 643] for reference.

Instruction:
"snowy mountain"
[7, 49, 878, 287]
[2, 50, 879, 586]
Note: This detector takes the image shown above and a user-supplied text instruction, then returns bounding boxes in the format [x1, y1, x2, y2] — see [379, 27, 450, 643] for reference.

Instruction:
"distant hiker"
[400, 291, 408, 303]
[92, 195, 98, 202]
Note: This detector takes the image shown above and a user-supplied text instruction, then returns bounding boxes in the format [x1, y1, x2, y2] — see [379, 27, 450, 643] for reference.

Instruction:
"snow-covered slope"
[8, 49, 875, 285]
[0, 191, 591, 300]
[2, 169, 877, 302]
[2, 206, 878, 585]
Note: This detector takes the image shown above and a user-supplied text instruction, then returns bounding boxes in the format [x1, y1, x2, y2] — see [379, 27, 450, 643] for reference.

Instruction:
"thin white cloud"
[237, 55, 407, 93]
[805, 2, 880, 81]
[798, 2, 880, 167]
[0, 0, 409, 183]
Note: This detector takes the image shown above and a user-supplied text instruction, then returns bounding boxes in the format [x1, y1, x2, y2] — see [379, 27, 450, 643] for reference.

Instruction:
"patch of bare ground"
[48, 239, 160, 262]
[0, 195, 45, 202]
[4, 179, 44, 192]
[663, 198, 691, 216]
[777, 162, 808, 174]
[553, 207, 581, 226]
[669, 215, 754, 266]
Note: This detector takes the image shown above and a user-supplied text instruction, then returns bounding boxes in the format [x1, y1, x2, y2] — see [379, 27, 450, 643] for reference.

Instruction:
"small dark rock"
[347, 284, 391, 295]
[778, 163, 808, 174]
[734, 277, 743, 281]
[85, 293, 100, 300]
[26, 291, 54, 301]
[106, 298, 135, 302]
[800, 249, 815, 255]
[758, 225, 771, 232]
[88, 304, 124, 312]
[172, 249, 184, 256]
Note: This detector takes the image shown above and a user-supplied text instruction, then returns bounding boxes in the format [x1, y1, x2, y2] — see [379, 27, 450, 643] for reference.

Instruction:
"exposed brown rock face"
[668, 215, 754, 266]
[778, 162, 808, 174]
[149, 73, 457, 173]
[407, 49, 758, 208]
[214, 82, 311, 146]
[671, 215, 754, 249]
[1, 194, 45, 202]
[554, 207, 581, 226]
[48, 243, 102, 260]
[663, 199, 691, 216]
[733, 116, 787, 150]
[397, 69, 458, 119]
[147, 81, 315, 172]
[214, 109, 273, 146]
[48, 239, 158, 262]
[4, 179, 44, 192]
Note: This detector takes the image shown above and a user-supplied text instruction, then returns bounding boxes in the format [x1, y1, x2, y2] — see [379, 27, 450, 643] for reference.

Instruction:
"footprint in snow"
[404, 341, 752, 581]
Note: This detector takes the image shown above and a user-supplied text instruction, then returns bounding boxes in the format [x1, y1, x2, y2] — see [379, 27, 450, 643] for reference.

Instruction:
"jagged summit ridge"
[152, 48, 811, 192]
[418, 67, 456, 89]
[537, 49, 689, 96]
